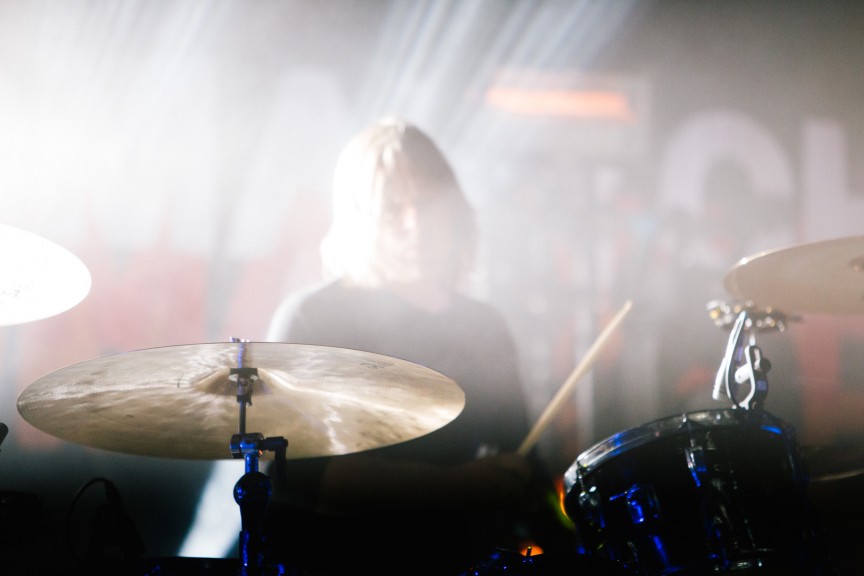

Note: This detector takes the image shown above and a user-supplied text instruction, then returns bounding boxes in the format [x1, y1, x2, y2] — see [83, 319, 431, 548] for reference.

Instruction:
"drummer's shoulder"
[452, 292, 513, 327]
[266, 280, 343, 340]
[275, 279, 344, 309]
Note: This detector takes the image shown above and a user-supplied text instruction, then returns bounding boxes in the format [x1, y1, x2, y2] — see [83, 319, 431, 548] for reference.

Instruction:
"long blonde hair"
[320, 117, 476, 287]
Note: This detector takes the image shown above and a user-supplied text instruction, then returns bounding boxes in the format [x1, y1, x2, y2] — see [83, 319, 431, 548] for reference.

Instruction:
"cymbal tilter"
[707, 299, 798, 333]
[712, 305, 771, 412]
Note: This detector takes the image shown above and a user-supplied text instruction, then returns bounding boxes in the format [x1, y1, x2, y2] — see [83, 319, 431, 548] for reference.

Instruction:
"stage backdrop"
[1, 0, 863, 567]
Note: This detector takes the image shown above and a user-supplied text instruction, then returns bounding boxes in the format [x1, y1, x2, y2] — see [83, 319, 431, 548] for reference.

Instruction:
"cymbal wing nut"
[230, 432, 265, 459]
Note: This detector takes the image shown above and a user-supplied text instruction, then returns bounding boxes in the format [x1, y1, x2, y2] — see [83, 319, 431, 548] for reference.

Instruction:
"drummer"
[262, 117, 573, 575]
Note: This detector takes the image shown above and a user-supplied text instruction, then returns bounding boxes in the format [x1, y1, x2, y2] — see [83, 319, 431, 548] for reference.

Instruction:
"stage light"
[485, 86, 635, 121]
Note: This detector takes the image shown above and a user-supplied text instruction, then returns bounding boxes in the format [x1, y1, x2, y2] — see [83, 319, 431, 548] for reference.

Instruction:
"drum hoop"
[568, 408, 788, 480]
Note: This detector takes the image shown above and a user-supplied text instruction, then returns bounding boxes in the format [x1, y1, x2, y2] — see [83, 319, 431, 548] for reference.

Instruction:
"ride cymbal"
[17, 342, 465, 460]
[0, 224, 91, 326]
[724, 236, 864, 315]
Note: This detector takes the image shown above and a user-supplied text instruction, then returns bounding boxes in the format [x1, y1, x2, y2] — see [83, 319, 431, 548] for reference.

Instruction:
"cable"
[66, 476, 145, 565]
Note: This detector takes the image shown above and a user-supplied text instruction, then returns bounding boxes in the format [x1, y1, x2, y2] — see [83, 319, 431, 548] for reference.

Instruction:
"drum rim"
[565, 408, 788, 483]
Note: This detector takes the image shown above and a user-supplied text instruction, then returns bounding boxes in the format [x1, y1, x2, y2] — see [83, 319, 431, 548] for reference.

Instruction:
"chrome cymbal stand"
[709, 301, 792, 411]
[229, 340, 287, 576]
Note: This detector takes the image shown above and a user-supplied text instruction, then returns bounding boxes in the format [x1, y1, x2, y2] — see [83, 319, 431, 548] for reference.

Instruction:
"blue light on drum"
[760, 424, 784, 435]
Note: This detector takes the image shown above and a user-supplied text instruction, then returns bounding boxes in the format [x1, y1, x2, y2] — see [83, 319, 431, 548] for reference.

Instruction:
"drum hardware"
[16, 340, 464, 575]
[561, 293, 835, 575]
[720, 237, 864, 483]
[460, 547, 542, 575]
[707, 300, 797, 333]
[563, 408, 831, 575]
[709, 301, 789, 412]
[459, 545, 631, 575]
[227, 339, 287, 576]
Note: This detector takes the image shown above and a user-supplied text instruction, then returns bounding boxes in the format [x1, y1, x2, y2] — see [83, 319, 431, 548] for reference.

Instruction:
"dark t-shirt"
[268, 279, 530, 461]
[262, 279, 537, 574]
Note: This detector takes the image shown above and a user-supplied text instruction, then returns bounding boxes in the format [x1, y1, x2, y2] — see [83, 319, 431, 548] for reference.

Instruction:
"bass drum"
[563, 409, 834, 575]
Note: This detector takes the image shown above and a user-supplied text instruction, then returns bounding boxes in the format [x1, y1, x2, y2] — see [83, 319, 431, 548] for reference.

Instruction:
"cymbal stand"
[711, 303, 777, 412]
[229, 340, 287, 576]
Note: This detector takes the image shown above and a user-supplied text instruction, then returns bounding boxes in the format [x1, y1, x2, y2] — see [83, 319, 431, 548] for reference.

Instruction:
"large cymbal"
[0, 224, 91, 326]
[725, 236, 864, 315]
[17, 342, 465, 460]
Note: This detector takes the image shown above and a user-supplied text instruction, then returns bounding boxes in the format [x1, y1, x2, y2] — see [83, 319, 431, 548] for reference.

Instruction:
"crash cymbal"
[0, 224, 91, 326]
[17, 342, 465, 460]
[725, 236, 864, 315]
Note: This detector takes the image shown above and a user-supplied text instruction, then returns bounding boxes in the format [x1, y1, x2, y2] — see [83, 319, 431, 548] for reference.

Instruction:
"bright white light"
[178, 459, 243, 558]
[0, 224, 91, 326]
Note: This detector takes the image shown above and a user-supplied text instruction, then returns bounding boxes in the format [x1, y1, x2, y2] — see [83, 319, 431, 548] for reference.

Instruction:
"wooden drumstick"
[517, 299, 633, 456]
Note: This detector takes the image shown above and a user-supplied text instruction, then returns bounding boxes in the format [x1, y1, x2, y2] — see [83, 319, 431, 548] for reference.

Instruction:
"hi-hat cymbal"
[0, 224, 91, 327]
[724, 236, 864, 315]
[17, 342, 465, 460]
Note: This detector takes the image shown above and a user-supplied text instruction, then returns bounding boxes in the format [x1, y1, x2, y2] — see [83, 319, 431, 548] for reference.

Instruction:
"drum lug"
[686, 445, 708, 487]
[609, 484, 662, 525]
[578, 486, 606, 529]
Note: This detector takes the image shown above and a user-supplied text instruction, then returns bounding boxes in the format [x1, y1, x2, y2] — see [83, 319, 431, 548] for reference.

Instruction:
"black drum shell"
[563, 409, 832, 575]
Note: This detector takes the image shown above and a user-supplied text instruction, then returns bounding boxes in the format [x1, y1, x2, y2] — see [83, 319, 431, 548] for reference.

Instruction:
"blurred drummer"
[263, 117, 573, 575]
